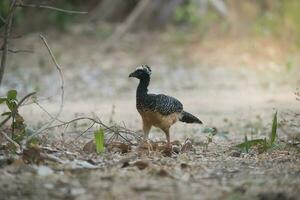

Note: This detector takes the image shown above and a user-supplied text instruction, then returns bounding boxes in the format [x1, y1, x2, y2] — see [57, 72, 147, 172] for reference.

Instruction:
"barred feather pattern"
[137, 94, 183, 115]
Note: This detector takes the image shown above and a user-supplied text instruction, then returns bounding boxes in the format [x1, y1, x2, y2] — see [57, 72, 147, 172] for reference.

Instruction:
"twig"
[17, 3, 87, 14]
[34, 101, 64, 123]
[0, 0, 18, 86]
[22, 94, 58, 106]
[1, 131, 21, 151]
[74, 122, 95, 140]
[8, 49, 34, 53]
[0, 35, 23, 39]
[0, 48, 34, 54]
[27, 35, 65, 140]
[34, 116, 141, 144]
[40, 152, 66, 164]
[0, 92, 36, 127]
[45, 117, 105, 130]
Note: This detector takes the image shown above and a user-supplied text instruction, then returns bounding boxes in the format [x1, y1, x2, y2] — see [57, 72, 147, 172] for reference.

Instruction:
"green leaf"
[236, 138, 266, 149]
[0, 97, 6, 104]
[269, 111, 278, 146]
[6, 100, 17, 111]
[94, 129, 104, 154]
[7, 90, 17, 100]
[1, 111, 11, 116]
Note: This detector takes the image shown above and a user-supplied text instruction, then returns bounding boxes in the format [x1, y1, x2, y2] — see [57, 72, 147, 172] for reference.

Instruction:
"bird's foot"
[163, 142, 172, 157]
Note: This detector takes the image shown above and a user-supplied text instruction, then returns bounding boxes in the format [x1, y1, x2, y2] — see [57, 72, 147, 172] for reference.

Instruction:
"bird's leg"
[163, 128, 171, 149]
[142, 120, 152, 140]
[142, 120, 152, 151]
[162, 128, 172, 156]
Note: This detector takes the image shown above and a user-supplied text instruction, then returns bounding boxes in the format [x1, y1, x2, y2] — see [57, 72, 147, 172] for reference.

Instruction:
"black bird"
[129, 65, 202, 147]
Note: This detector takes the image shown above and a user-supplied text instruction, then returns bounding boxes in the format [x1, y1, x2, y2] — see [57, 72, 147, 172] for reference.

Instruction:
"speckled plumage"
[137, 94, 183, 115]
[129, 65, 202, 147]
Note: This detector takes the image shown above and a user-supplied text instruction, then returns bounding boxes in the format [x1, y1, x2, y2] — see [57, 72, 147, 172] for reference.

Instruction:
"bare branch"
[0, 48, 34, 54]
[0, 0, 18, 86]
[34, 101, 64, 123]
[17, 3, 87, 14]
[1, 131, 21, 151]
[0, 35, 23, 39]
[8, 49, 34, 53]
[27, 35, 65, 140]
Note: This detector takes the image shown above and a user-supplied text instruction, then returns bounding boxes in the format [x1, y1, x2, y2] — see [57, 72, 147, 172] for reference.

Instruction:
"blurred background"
[0, 0, 299, 130]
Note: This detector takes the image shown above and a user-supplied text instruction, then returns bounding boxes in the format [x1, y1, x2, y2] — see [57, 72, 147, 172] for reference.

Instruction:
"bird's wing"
[148, 94, 183, 115]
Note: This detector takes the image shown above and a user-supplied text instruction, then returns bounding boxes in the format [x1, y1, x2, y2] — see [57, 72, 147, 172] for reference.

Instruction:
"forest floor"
[0, 30, 299, 200]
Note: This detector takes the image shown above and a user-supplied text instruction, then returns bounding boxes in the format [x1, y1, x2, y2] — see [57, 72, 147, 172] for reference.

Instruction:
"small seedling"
[0, 90, 27, 143]
[202, 127, 218, 151]
[236, 111, 278, 153]
[94, 128, 104, 154]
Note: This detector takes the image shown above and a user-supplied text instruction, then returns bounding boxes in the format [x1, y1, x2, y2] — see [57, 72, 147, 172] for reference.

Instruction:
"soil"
[0, 30, 299, 200]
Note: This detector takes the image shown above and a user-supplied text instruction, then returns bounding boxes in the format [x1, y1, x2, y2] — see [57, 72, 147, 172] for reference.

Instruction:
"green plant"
[0, 90, 26, 143]
[94, 128, 104, 154]
[174, 0, 200, 25]
[0, 0, 23, 29]
[0, 1, 10, 28]
[236, 111, 278, 153]
[253, 0, 300, 45]
[201, 126, 229, 151]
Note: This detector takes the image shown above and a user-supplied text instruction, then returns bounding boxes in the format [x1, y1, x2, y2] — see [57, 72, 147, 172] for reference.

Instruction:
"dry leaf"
[83, 140, 96, 154]
[157, 168, 169, 177]
[162, 146, 172, 157]
[107, 142, 131, 153]
[22, 147, 44, 164]
[133, 160, 149, 170]
[181, 139, 194, 153]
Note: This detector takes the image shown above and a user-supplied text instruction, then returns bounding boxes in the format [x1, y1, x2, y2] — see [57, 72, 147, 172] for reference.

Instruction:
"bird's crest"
[136, 65, 152, 75]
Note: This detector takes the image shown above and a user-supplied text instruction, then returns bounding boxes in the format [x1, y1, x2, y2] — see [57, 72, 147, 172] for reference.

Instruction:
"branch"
[0, 0, 18, 86]
[1, 131, 21, 151]
[27, 35, 64, 140]
[0, 48, 34, 54]
[0, 35, 23, 39]
[16, 3, 87, 14]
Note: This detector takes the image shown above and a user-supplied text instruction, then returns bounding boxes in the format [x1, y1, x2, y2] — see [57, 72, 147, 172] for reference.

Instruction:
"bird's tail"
[179, 111, 202, 124]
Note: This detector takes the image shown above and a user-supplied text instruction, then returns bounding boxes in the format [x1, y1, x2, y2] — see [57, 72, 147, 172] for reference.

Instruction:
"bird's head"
[129, 65, 152, 80]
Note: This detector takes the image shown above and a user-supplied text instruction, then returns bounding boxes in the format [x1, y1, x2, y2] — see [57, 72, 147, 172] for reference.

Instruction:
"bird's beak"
[129, 72, 136, 78]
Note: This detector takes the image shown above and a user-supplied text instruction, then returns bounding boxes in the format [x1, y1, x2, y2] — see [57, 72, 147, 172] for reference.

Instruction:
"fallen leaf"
[180, 163, 189, 169]
[181, 139, 194, 153]
[83, 140, 96, 154]
[133, 160, 149, 170]
[163, 146, 172, 157]
[22, 146, 44, 164]
[157, 168, 169, 177]
[107, 142, 131, 153]
[121, 161, 130, 168]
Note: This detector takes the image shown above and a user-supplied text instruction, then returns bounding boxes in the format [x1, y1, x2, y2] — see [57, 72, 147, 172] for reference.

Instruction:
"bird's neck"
[137, 77, 150, 99]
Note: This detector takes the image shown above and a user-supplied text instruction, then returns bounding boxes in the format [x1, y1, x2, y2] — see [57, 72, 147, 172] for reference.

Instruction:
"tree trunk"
[90, 0, 138, 23]
[90, 0, 184, 30]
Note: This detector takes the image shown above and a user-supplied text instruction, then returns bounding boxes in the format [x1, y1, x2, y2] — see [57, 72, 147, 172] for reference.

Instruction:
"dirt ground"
[0, 31, 299, 200]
